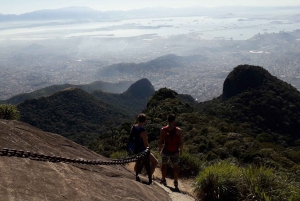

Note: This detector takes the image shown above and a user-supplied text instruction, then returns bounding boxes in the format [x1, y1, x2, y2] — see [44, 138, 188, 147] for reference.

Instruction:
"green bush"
[0, 104, 20, 120]
[240, 151, 262, 163]
[194, 162, 242, 201]
[242, 166, 300, 200]
[110, 151, 128, 159]
[215, 134, 227, 145]
[243, 166, 275, 200]
[194, 163, 300, 201]
[179, 150, 202, 177]
[256, 133, 273, 142]
[206, 152, 218, 161]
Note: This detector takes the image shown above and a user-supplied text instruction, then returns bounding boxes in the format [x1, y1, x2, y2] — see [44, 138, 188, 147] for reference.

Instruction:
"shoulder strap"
[129, 125, 136, 140]
[130, 125, 136, 133]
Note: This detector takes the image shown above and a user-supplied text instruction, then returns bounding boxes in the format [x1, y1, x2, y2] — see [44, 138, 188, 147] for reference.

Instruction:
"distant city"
[0, 6, 299, 102]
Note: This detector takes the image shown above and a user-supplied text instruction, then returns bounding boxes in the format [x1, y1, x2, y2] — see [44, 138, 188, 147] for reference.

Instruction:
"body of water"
[0, 16, 299, 40]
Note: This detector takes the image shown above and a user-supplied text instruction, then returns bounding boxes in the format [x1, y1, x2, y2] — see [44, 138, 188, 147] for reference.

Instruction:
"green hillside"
[16, 78, 155, 145]
[3, 80, 133, 105]
[198, 64, 300, 143]
[17, 87, 129, 145]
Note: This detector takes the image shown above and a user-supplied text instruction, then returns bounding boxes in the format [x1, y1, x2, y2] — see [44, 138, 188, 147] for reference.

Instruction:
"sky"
[0, 0, 299, 14]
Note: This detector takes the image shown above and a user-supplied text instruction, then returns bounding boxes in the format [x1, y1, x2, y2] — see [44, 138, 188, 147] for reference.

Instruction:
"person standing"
[158, 114, 183, 188]
[133, 113, 158, 182]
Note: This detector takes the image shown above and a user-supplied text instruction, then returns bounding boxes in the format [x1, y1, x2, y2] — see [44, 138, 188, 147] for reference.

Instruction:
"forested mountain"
[92, 78, 155, 117]
[17, 87, 129, 145]
[2, 80, 133, 105]
[198, 64, 300, 143]
[16, 79, 154, 145]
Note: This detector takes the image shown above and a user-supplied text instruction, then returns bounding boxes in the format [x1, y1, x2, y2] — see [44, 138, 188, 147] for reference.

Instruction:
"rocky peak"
[222, 65, 272, 100]
[123, 78, 155, 98]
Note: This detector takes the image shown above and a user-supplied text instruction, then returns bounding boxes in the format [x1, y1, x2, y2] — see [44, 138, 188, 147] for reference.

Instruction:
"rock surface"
[0, 120, 171, 201]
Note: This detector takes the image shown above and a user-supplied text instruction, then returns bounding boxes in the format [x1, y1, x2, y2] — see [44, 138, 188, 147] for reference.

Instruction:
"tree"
[0, 104, 20, 120]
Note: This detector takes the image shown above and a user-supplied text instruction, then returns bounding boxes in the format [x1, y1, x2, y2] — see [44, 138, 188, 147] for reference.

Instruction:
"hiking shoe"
[174, 180, 178, 188]
[160, 178, 167, 186]
[136, 176, 141, 182]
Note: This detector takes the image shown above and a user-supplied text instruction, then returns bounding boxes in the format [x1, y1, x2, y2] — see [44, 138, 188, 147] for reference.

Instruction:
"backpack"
[127, 126, 140, 154]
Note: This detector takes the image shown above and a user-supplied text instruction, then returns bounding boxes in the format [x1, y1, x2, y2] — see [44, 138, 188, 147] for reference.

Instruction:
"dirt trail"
[126, 163, 196, 201]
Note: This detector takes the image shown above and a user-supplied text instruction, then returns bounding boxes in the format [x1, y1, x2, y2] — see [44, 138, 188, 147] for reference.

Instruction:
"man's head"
[138, 113, 147, 123]
[167, 114, 176, 123]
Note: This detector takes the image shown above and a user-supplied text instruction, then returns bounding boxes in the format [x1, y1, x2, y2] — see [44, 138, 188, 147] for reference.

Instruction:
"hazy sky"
[0, 0, 299, 14]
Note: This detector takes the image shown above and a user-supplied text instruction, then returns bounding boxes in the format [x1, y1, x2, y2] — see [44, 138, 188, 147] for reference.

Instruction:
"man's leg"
[171, 154, 180, 188]
[161, 154, 168, 185]
[150, 153, 158, 175]
[134, 159, 143, 181]
[173, 164, 179, 181]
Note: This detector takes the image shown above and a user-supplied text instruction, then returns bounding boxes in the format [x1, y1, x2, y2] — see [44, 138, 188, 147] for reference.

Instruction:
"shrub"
[201, 127, 209, 135]
[110, 151, 128, 159]
[194, 162, 241, 201]
[215, 134, 227, 145]
[243, 166, 275, 200]
[206, 152, 218, 161]
[291, 164, 300, 176]
[243, 166, 300, 200]
[224, 140, 241, 155]
[240, 151, 262, 163]
[256, 133, 273, 142]
[283, 149, 300, 163]
[198, 143, 207, 152]
[0, 104, 20, 120]
[194, 163, 300, 201]
[179, 150, 202, 177]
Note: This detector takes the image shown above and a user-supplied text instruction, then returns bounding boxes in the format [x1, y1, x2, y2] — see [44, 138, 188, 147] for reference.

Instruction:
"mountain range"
[97, 54, 207, 78]
[2, 64, 300, 199]
[1, 80, 133, 105]
[16, 78, 155, 145]
[1, 6, 300, 21]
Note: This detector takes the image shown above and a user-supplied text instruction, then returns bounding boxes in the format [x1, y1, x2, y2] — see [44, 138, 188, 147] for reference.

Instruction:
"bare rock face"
[0, 120, 171, 201]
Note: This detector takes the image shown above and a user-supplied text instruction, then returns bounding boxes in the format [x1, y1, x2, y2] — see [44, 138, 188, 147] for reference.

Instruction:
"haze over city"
[0, 0, 300, 102]
[1, 0, 299, 14]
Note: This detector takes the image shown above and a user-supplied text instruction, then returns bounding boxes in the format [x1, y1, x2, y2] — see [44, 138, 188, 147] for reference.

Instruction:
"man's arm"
[158, 128, 165, 154]
[178, 129, 183, 155]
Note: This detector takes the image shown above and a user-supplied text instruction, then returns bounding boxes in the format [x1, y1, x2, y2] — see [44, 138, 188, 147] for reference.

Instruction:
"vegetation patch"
[0, 104, 20, 120]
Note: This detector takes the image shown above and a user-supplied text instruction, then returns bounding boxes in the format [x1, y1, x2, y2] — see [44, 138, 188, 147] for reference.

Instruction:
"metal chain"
[0, 147, 150, 166]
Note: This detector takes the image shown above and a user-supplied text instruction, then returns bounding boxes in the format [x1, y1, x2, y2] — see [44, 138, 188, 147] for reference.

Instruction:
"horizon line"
[1, 4, 300, 15]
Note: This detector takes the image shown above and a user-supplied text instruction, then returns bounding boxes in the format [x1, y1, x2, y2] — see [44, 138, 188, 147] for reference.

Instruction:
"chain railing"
[0, 147, 150, 166]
